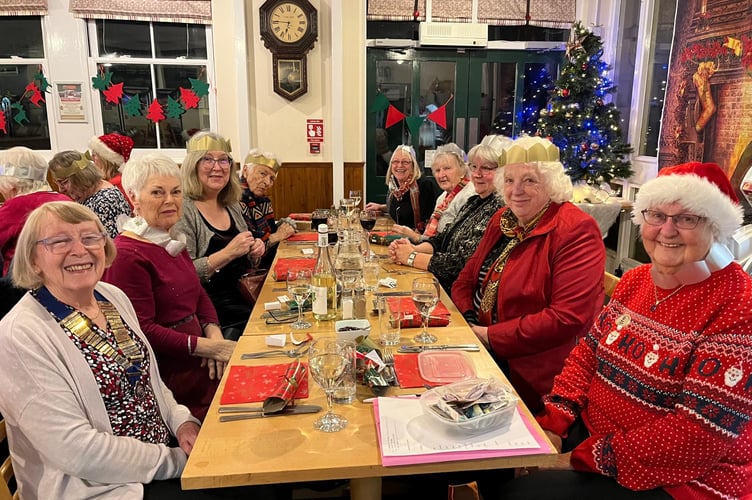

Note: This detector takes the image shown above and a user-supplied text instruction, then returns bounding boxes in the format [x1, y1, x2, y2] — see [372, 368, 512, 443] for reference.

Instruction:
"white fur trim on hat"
[88, 136, 124, 166]
[632, 173, 743, 242]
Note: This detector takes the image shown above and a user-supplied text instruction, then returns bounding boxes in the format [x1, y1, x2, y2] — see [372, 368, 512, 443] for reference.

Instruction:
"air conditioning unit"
[418, 22, 488, 47]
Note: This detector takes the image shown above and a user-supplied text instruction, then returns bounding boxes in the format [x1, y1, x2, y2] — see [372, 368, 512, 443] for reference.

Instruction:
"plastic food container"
[419, 378, 518, 434]
[417, 351, 476, 384]
[335, 319, 371, 342]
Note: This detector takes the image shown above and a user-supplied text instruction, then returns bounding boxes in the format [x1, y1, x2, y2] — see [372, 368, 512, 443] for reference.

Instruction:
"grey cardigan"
[175, 198, 255, 283]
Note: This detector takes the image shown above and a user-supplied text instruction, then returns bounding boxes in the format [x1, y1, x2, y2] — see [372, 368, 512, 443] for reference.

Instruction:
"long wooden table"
[181, 232, 556, 498]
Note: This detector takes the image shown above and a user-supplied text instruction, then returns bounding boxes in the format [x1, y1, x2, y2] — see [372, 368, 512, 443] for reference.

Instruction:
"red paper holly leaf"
[0, 110, 6, 134]
[384, 104, 406, 128]
[146, 99, 165, 123]
[103, 82, 124, 104]
[180, 87, 200, 109]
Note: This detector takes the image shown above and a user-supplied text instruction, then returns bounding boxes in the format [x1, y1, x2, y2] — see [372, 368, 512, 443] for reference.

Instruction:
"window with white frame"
[0, 16, 51, 150]
[89, 19, 213, 150]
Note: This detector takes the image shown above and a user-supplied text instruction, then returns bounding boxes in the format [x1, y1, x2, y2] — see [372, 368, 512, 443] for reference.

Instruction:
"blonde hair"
[48, 151, 103, 193]
[181, 130, 241, 206]
[13, 201, 117, 290]
[384, 145, 421, 186]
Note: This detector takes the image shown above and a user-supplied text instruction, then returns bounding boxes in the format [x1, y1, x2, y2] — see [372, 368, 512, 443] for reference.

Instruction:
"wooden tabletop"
[181, 232, 556, 498]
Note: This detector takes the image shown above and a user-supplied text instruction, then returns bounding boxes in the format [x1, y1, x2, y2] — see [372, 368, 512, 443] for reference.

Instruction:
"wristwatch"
[406, 251, 417, 267]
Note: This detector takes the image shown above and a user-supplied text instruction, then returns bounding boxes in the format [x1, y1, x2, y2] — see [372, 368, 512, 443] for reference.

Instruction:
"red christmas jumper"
[537, 264, 752, 499]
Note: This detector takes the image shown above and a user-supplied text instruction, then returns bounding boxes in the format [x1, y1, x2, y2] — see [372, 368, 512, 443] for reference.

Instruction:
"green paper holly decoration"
[0, 67, 52, 134]
[90, 69, 208, 124]
[11, 102, 28, 126]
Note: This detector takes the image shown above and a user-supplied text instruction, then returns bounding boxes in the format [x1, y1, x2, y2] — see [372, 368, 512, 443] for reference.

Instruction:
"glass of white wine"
[412, 276, 440, 344]
[286, 269, 312, 329]
[308, 337, 349, 432]
[349, 189, 362, 209]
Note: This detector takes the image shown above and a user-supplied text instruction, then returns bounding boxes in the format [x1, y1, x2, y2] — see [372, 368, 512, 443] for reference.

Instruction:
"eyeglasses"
[641, 209, 704, 229]
[200, 156, 232, 169]
[468, 163, 498, 174]
[36, 232, 107, 254]
[390, 160, 413, 167]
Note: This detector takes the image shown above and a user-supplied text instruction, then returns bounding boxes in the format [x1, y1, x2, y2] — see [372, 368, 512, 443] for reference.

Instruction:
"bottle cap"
[318, 223, 328, 233]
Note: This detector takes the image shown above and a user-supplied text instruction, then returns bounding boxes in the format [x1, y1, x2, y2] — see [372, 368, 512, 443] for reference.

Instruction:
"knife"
[218, 405, 322, 422]
[373, 291, 412, 297]
[398, 344, 480, 353]
[218, 404, 321, 414]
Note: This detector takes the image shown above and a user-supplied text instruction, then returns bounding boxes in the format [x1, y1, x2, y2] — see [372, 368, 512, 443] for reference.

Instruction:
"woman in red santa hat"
[502, 162, 752, 499]
[88, 132, 134, 207]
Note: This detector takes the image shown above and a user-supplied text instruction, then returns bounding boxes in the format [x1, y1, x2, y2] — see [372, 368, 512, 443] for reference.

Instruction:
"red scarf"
[423, 176, 469, 237]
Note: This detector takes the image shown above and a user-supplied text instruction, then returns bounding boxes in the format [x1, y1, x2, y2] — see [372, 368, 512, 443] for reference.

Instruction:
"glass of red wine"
[311, 209, 328, 234]
[359, 210, 376, 258]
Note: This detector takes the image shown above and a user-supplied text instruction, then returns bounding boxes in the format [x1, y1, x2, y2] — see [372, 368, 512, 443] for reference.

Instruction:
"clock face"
[270, 2, 309, 43]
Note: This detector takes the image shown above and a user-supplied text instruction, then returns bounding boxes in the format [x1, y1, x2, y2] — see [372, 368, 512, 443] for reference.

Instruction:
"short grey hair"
[121, 153, 181, 203]
[13, 201, 117, 290]
[467, 144, 500, 170]
[433, 143, 467, 176]
[0, 147, 52, 195]
[494, 161, 573, 204]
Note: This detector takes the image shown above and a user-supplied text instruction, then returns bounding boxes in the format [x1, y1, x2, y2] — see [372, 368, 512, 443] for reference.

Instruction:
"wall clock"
[259, 0, 318, 101]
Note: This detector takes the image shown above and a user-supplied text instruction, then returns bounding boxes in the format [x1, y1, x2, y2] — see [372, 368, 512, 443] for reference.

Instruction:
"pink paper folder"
[373, 398, 554, 466]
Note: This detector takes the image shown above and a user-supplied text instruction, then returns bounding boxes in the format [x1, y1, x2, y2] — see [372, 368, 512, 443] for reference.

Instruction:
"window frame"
[86, 19, 219, 152]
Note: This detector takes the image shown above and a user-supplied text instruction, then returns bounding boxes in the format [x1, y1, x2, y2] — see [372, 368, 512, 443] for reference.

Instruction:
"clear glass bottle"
[311, 223, 337, 321]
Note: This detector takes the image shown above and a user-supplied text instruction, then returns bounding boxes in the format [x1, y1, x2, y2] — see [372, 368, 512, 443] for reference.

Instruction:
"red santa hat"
[632, 162, 743, 242]
[88, 133, 134, 167]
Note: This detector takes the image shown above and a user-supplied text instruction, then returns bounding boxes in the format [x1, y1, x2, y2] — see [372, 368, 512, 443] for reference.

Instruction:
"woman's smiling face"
[390, 149, 414, 184]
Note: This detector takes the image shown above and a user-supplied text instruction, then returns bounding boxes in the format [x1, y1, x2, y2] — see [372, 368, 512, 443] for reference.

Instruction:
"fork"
[381, 347, 400, 386]
[241, 343, 310, 359]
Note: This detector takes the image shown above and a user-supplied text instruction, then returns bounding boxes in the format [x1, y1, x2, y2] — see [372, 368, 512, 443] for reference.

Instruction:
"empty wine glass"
[412, 276, 440, 344]
[349, 190, 362, 209]
[308, 337, 349, 432]
[286, 269, 312, 329]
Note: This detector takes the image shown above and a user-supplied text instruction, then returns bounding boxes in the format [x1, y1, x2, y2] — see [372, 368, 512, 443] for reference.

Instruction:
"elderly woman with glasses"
[0, 201, 203, 498]
[104, 154, 236, 421]
[175, 131, 265, 339]
[48, 150, 131, 239]
[364, 145, 441, 231]
[388, 143, 504, 294]
[501, 162, 752, 500]
[390, 143, 475, 244]
[451, 137, 604, 414]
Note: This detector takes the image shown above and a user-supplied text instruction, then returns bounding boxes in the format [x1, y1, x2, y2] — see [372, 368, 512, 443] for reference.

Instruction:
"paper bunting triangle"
[371, 93, 390, 113]
[385, 104, 406, 128]
[426, 103, 447, 129]
[405, 115, 425, 137]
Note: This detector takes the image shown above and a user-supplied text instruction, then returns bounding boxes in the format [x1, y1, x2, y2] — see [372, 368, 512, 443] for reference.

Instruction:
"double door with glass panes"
[365, 48, 562, 205]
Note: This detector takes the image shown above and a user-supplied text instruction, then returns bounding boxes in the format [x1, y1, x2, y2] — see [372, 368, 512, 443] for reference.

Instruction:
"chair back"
[604, 272, 620, 302]
[0, 418, 17, 500]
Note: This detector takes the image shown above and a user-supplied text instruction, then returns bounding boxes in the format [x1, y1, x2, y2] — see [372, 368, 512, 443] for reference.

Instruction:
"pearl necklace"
[651, 284, 685, 312]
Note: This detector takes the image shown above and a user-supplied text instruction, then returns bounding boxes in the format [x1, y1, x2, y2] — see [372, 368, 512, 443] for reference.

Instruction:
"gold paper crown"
[244, 153, 280, 173]
[186, 135, 232, 154]
[55, 151, 92, 179]
[499, 137, 560, 166]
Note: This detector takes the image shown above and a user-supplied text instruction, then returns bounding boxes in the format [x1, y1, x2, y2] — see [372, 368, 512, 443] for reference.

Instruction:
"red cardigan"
[452, 202, 605, 413]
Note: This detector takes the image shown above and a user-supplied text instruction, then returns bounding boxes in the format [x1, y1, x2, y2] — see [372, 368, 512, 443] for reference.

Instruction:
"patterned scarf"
[423, 176, 469, 237]
[478, 202, 551, 325]
[389, 175, 424, 232]
[241, 180, 275, 242]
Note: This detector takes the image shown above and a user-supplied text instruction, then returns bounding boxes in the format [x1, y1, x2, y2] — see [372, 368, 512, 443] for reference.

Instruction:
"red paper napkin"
[220, 363, 309, 404]
[393, 353, 424, 388]
[272, 257, 317, 280]
[289, 213, 312, 221]
[287, 232, 318, 242]
[385, 297, 451, 328]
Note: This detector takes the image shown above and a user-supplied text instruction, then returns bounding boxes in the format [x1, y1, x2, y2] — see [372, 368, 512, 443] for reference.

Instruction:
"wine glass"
[412, 276, 440, 344]
[286, 269, 312, 330]
[308, 337, 349, 432]
[349, 190, 362, 209]
[359, 210, 376, 258]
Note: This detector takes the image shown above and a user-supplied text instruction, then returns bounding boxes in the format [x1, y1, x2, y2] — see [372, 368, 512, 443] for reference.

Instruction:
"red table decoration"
[220, 362, 310, 405]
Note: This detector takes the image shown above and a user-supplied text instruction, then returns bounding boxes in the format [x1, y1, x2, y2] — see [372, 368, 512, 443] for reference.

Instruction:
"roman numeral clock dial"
[259, 0, 318, 101]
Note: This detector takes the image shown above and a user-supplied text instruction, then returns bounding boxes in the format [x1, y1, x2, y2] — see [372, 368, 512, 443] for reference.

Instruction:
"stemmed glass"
[308, 337, 349, 432]
[412, 276, 440, 344]
[349, 190, 362, 209]
[286, 269, 312, 330]
[359, 210, 376, 259]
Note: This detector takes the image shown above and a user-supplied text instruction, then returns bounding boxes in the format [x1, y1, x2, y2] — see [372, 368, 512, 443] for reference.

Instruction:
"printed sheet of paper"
[377, 396, 541, 457]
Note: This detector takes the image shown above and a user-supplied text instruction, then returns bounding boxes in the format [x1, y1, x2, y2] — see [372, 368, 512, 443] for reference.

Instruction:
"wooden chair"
[604, 272, 620, 302]
[0, 417, 18, 500]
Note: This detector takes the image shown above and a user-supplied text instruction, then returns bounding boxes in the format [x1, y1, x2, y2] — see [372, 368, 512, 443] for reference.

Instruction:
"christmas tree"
[536, 21, 633, 184]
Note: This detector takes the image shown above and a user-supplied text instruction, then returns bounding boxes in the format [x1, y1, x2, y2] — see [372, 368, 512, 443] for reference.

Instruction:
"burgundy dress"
[103, 235, 220, 421]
